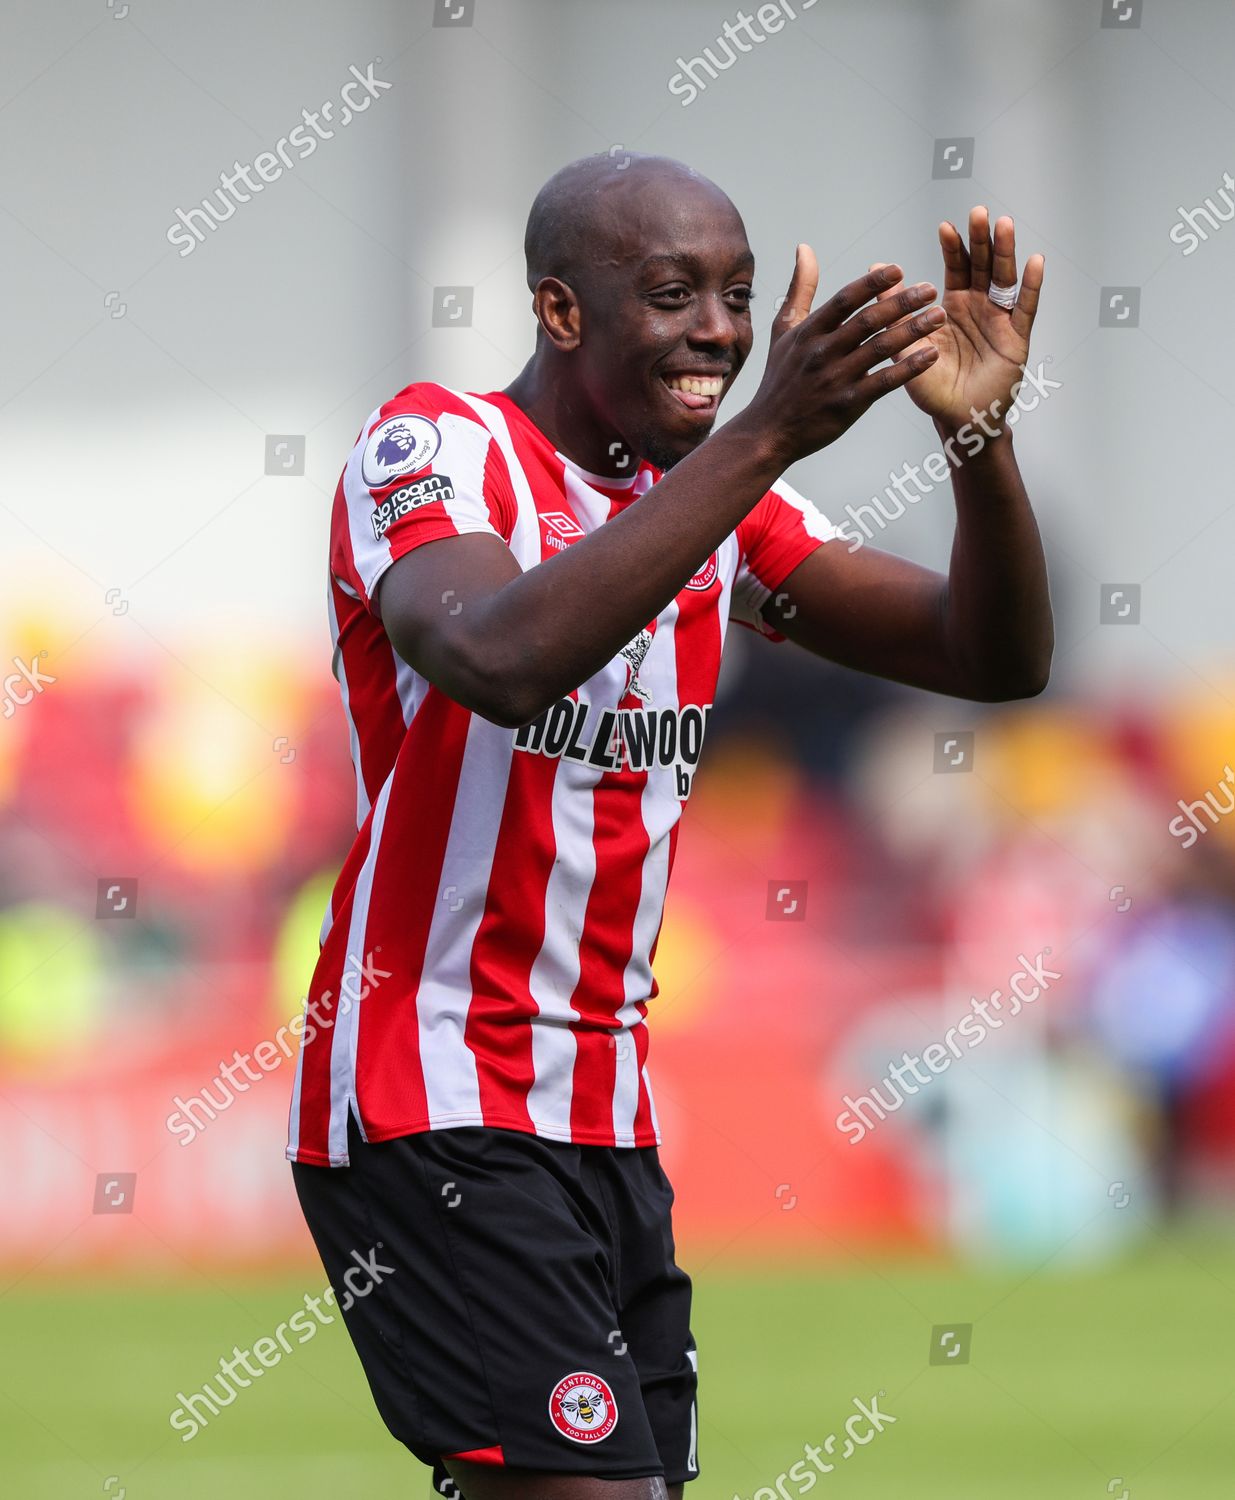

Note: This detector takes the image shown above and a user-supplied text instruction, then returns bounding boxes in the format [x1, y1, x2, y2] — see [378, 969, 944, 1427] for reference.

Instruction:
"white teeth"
[664, 375, 723, 397]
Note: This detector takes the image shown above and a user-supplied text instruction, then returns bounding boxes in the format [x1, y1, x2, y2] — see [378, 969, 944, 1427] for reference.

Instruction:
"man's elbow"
[968, 654, 1052, 703]
[433, 662, 535, 730]
[476, 675, 565, 730]
[405, 637, 550, 730]
[472, 683, 543, 731]
[982, 673, 1050, 703]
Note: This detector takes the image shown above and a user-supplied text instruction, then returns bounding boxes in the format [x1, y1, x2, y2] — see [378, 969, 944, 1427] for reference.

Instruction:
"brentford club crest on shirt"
[685, 552, 719, 590]
[548, 1372, 619, 1444]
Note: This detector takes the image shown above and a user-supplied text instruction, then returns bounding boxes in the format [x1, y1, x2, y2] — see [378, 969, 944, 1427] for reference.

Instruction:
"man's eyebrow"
[637, 250, 756, 275]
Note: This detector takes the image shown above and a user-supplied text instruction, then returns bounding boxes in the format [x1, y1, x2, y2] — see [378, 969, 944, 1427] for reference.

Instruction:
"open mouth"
[660, 373, 725, 414]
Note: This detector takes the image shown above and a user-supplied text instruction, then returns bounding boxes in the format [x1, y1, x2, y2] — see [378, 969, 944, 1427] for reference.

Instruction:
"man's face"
[572, 183, 756, 471]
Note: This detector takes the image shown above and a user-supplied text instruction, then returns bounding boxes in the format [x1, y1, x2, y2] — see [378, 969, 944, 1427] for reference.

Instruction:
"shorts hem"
[442, 1457, 665, 1482]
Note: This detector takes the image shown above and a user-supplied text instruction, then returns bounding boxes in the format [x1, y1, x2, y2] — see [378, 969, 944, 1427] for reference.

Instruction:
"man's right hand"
[743, 248, 946, 466]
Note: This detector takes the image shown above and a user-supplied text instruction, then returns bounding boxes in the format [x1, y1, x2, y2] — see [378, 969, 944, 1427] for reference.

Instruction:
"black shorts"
[292, 1117, 699, 1490]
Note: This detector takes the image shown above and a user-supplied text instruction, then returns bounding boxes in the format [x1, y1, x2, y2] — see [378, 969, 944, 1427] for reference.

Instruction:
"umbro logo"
[542, 512, 585, 540]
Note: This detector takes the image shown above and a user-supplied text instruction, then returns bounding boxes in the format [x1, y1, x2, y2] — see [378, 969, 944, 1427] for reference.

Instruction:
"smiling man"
[288, 153, 1052, 1500]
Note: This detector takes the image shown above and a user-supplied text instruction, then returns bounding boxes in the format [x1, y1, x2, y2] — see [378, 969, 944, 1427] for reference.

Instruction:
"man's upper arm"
[331, 385, 518, 617]
[328, 385, 530, 717]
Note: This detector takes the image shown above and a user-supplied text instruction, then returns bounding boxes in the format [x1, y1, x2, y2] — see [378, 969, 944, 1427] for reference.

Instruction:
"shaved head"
[524, 153, 744, 295]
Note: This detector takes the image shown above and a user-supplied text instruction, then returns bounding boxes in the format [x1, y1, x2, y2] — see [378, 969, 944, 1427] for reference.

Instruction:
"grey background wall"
[2, 0, 1231, 692]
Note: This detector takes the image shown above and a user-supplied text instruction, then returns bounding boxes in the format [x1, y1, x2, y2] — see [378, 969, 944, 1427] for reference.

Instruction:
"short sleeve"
[330, 384, 517, 614]
[730, 478, 841, 640]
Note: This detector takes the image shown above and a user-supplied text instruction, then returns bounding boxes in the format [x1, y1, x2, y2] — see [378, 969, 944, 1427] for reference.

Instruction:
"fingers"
[859, 300, 946, 373]
[773, 243, 820, 338]
[938, 222, 971, 292]
[868, 261, 906, 306]
[1010, 251, 1045, 342]
[827, 278, 942, 361]
[991, 214, 1018, 291]
[799, 263, 906, 338]
[853, 341, 940, 405]
[968, 205, 992, 291]
[865, 260, 940, 365]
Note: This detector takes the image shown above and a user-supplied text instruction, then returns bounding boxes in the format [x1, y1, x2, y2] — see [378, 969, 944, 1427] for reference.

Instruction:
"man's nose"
[687, 292, 741, 350]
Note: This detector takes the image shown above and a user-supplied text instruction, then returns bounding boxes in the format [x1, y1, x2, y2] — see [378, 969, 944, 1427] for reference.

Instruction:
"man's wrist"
[933, 409, 1015, 463]
[706, 409, 796, 486]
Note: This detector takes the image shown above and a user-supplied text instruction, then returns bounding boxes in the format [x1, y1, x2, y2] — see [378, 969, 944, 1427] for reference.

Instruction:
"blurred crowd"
[3, 628, 1235, 1265]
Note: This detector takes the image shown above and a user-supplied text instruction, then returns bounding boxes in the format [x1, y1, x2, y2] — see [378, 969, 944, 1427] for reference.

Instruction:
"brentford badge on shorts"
[685, 552, 718, 590]
[548, 1371, 619, 1444]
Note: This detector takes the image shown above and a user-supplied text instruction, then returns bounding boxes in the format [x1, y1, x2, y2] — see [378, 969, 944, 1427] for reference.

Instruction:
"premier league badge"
[361, 414, 443, 489]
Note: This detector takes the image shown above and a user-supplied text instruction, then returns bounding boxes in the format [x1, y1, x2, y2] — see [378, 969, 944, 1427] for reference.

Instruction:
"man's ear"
[532, 276, 581, 351]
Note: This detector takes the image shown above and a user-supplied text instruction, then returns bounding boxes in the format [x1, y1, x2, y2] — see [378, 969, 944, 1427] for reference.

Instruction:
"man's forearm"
[384, 415, 788, 729]
[472, 417, 787, 717]
[937, 420, 1053, 700]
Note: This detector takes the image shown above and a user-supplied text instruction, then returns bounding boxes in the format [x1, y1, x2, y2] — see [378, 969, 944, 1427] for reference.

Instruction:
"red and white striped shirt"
[287, 384, 839, 1165]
